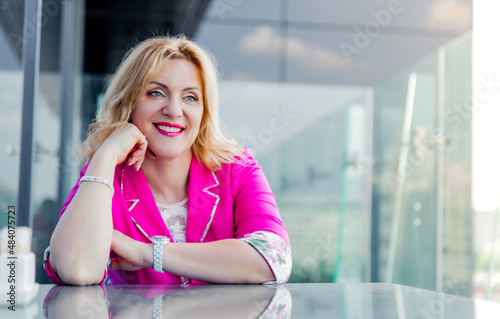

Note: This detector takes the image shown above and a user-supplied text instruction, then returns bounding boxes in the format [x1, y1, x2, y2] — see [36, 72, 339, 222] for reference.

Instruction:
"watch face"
[150, 236, 169, 244]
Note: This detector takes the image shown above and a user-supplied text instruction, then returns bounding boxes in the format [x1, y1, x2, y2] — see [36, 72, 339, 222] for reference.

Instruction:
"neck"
[141, 152, 192, 205]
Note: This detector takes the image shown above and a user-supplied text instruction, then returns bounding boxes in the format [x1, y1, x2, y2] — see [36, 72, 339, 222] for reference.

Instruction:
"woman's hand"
[109, 230, 153, 272]
[98, 123, 149, 171]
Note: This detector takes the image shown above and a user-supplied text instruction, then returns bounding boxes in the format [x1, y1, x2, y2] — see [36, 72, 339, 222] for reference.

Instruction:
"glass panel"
[261, 92, 370, 283]
[372, 54, 439, 290]
[288, 0, 472, 33]
[442, 35, 473, 297]
[196, 24, 281, 82]
[334, 100, 372, 283]
[372, 33, 473, 295]
[215, 79, 370, 282]
[204, 0, 281, 21]
[286, 28, 455, 86]
[0, 1, 25, 228]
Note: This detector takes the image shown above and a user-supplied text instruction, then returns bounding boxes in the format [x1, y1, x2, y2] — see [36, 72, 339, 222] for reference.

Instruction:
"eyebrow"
[150, 81, 201, 92]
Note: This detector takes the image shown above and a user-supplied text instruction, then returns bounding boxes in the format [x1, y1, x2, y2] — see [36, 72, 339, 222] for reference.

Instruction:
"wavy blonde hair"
[79, 35, 242, 170]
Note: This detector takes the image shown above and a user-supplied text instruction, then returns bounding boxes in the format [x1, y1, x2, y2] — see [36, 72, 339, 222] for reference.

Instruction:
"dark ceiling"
[0, 0, 25, 59]
[84, 0, 211, 74]
[0, 0, 210, 74]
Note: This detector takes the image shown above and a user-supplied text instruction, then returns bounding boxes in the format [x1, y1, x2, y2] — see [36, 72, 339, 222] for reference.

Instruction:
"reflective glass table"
[3, 283, 499, 318]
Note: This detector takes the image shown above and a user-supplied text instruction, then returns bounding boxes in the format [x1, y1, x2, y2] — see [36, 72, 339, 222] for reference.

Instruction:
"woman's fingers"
[108, 256, 142, 271]
[110, 231, 140, 271]
[111, 230, 134, 258]
[127, 133, 148, 171]
[108, 258, 120, 271]
[102, 123, 149, 167]
[133, 134, 148, 171]
[145, 148, 156, 160]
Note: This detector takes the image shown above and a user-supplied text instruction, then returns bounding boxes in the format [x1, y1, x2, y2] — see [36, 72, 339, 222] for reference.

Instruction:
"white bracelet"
[79, 176, 114, 196]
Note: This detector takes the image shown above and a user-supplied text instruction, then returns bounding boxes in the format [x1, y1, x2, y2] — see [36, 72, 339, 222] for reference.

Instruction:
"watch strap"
[149, 236, 170, 273]
[153, 294, 163, 319]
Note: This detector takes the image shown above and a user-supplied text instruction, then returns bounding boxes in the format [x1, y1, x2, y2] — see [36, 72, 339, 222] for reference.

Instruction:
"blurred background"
[0, 0, 499, 303]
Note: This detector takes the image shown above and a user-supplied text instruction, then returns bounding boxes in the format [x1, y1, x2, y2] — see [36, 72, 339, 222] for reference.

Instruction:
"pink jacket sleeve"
[232, 148, 290, 246]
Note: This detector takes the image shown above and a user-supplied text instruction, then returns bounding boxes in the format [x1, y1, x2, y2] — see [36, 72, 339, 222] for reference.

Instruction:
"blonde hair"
[79, 35, 242, 170]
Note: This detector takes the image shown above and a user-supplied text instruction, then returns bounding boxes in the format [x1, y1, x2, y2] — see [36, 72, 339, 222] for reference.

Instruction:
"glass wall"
[197, 0, 474, 295]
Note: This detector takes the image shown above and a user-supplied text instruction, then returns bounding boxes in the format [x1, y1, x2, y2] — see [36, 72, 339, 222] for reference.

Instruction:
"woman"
[44, 35, 291, 286]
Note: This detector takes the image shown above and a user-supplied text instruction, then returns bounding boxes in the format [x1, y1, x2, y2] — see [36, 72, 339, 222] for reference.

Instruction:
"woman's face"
[131, 58, 204, 161]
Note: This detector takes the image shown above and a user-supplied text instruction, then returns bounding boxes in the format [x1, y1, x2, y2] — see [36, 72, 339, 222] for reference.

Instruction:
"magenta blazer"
[45, 148, 289, 285]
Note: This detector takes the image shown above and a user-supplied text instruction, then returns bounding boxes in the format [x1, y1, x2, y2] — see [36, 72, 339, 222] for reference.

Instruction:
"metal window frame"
[17, 0, 42, 227]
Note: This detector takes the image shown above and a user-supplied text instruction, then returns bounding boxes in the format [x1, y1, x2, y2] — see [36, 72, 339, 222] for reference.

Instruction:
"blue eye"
[148, 90, 163, 97]
[185, 95, 198, 102]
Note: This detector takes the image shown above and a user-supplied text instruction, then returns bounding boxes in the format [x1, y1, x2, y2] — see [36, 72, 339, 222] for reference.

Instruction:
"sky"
[472, 0, 500, 212]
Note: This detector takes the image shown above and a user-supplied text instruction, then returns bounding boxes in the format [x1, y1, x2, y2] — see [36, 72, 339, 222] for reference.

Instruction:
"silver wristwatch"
[153, 294, 164, 319]
[148, 236, 170, 273]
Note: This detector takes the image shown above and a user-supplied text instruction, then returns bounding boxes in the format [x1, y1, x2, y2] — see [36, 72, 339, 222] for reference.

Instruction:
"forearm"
[161, 239, 275, 284]
[49, 150, 116, 285]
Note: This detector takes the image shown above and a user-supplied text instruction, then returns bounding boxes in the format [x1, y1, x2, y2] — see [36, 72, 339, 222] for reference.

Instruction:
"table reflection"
[18, 282, 498, 318]
[43, 284, 291, 319]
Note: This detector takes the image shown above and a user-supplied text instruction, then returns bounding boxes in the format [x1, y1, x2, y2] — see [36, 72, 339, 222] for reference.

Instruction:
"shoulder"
[217, 148, 272, 197]
[220, 147, 260, 178]
[231, 147, 256, 166]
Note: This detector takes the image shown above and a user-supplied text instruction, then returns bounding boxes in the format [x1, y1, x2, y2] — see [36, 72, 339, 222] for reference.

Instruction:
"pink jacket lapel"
[186, 155, 220, 243]
[119, 156, 220, 243]
[120, 163, 170, 240]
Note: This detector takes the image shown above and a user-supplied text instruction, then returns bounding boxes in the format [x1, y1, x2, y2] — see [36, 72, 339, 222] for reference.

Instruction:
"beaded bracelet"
[79, 176, 114, 196]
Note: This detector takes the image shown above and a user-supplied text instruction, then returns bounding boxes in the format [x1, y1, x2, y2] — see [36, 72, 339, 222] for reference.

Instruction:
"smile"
[154, 122, 185, 137]
[156, 125, 182, 133]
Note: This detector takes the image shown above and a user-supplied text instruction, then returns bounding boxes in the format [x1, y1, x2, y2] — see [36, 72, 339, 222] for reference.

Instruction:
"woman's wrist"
[93, 145, 122, 166]
[86, 148, 118, 181]
[143, 243, 154, 269]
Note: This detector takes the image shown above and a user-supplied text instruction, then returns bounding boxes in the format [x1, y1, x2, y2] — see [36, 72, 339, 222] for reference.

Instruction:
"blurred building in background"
[1, 0, 496, 301]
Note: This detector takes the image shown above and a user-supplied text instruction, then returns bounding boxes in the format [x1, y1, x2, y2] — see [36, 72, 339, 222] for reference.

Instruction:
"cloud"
[425, 0, 472, 30]
[239, 25, 369, 71]
[240, 25, 280, 54]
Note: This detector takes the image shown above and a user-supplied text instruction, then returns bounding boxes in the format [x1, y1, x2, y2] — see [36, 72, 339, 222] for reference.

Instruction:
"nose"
[162, 96, 182, 118]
